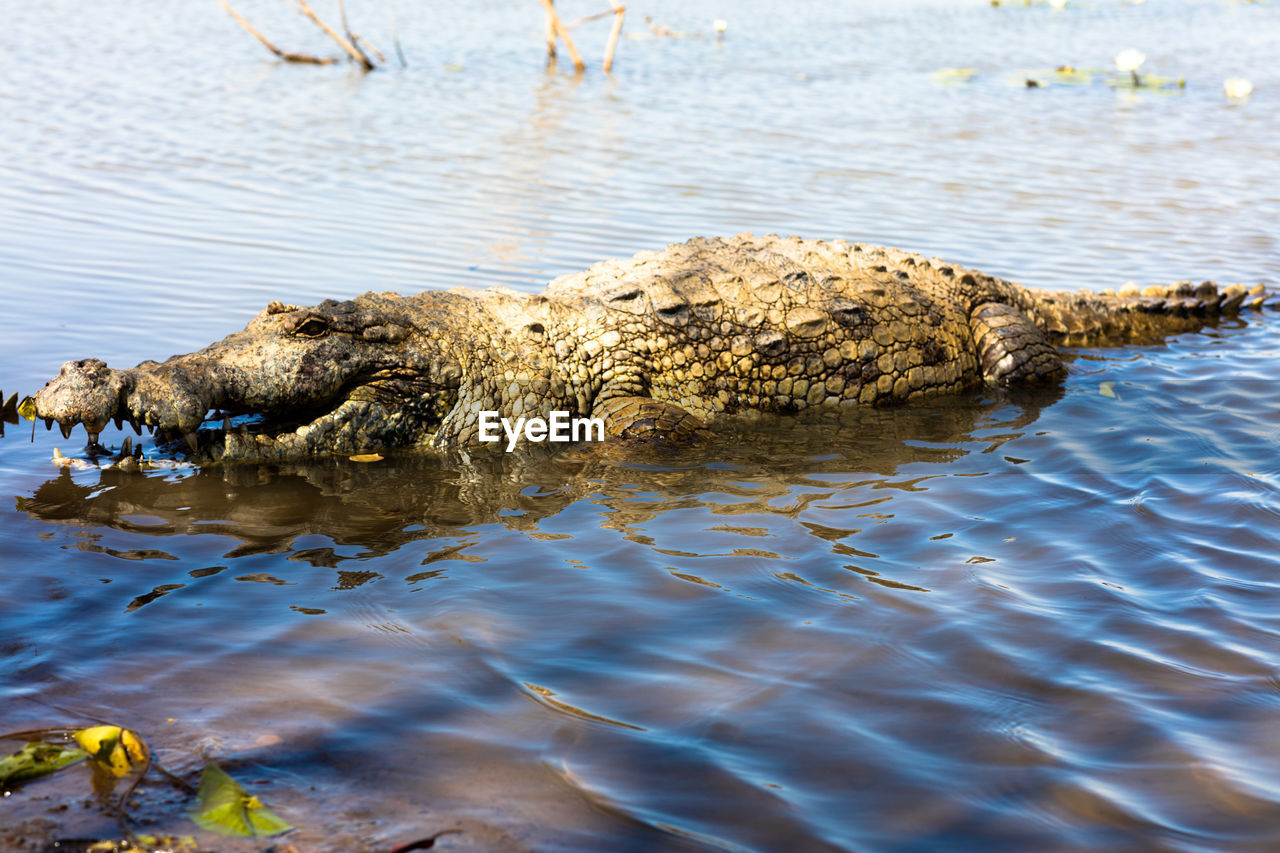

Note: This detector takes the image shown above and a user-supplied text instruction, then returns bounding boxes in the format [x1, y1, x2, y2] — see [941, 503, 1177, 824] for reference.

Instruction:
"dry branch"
[216, 0, 338, 64]
[603, 1, 625, 73]
[390, 13, 407, 67]
[544, 2, 557, 61]
[354, 33, 387, 65]
[336, 0, 376, 69]
[295, 0, 374, 70]
[537, 0, 585, 73]
[565, 9, 616, 28]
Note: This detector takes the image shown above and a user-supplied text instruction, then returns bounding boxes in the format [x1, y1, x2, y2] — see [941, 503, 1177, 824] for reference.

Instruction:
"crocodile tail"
[1026, 281, 1273, 348]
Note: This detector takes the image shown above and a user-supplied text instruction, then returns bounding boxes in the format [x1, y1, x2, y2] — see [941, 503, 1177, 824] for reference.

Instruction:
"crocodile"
[32, 234, 1272, 462]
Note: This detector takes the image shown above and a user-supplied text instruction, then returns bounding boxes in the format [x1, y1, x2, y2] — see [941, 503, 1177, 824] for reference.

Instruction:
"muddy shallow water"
[2, 1, 1279, 850]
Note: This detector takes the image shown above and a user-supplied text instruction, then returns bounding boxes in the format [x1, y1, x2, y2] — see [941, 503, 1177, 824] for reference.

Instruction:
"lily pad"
[1107, 73, 1186, 90]
[1017, 66, 1102, 87]
[930, 67, 980, 85]
[0, 740, 88, 785]
[190, 763, 292, 838]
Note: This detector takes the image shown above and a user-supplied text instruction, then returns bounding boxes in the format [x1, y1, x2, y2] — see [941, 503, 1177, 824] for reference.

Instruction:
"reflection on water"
[19, 397, 1037, 577]
[3, 0, 1280, 850]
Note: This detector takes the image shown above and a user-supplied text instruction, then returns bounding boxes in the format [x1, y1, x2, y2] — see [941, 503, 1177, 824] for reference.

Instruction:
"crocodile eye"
[295, 318, 330, 338]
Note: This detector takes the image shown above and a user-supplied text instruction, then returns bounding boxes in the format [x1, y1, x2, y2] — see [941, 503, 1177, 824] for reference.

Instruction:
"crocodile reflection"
[17, 393, 1053, 577]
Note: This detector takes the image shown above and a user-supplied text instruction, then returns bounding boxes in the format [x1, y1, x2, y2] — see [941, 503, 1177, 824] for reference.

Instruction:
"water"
[2, 0, 1279, 849]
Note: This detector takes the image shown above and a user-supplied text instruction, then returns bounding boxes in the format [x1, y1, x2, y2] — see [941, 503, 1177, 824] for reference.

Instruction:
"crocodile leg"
[590, 396, 710, 444]
[970, 302, 1067, 386]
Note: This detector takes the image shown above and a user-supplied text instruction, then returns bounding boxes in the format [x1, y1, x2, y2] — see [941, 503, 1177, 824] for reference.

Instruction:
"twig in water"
[537, 0, 585, 73]
[336, 0, 377, 69]
[354, 33, 387, 65]
[390, 13, 407, 67]
[603, 1, 625, 72]
[544, 0, 557, 62]
[296, 0, 375, 70]
[565, 8, 617, 28]
[645, 16, 676, 38]
[216, 0, 338, 64]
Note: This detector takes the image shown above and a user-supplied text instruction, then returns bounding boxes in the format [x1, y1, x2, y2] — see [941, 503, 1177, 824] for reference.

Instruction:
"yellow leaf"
[929, 67, 979, 85]
[349, 453, 384, 462]
[73, 725, 149, 777]
[18, 396, 36, 421]
[1099, 381, 1117, 399]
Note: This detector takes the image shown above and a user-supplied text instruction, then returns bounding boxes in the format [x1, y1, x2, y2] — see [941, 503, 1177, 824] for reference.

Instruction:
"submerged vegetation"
[1, 723, 291, 850]
[216, 0, 635, 74]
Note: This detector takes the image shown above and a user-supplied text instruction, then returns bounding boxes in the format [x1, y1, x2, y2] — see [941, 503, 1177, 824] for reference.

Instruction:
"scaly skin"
[33, 234, 1272, 462]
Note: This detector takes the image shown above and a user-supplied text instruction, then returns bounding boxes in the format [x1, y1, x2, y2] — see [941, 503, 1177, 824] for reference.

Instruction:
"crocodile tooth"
[87, 429, 100, 446]
[223, 415, 232, 433]
[184, 431, 199, 453]
[60, 421, 73, 439]
[113, 413, 123, 430]
[119, 436, 133, 459]
[45, 417, 54, 431]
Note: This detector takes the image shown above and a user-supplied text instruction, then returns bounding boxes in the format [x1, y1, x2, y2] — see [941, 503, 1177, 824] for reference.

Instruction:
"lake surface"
[2, 0, 1279, 850]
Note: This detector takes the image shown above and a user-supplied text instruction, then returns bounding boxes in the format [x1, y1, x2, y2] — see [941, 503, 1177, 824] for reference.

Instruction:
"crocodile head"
[34, 294, 463, 462]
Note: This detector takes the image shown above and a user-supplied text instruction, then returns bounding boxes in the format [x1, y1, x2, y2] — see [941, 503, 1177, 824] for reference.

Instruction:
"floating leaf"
[0, 740, 88, 785]
[930, 67, 979, 85]
[1017, 66, 1100, 87]
[349, 453, 384, 462]
[1107, 73, 1186, 90]
[1099, 381, 1118, 399]
[73, 725, 150, 778]
[190, 763, 292, 838]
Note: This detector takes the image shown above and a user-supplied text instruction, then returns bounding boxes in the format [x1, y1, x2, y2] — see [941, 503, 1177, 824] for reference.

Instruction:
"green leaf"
[190, 763, 292, 838]
[1106, 73, 1187, 91]
[0, 741, 88, 785]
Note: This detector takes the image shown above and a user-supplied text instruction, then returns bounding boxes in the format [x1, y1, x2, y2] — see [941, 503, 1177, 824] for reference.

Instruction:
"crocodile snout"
[35, 358, 134, 441]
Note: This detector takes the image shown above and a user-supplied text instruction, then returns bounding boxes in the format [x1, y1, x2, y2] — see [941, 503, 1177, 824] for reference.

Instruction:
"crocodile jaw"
[34, 359, 416, 463]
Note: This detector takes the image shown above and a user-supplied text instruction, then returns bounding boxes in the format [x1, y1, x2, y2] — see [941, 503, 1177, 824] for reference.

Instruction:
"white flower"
[1223, 77, 1253, 99]
[1114, 49, 1146, 72]
[713, 19, 728, 33]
